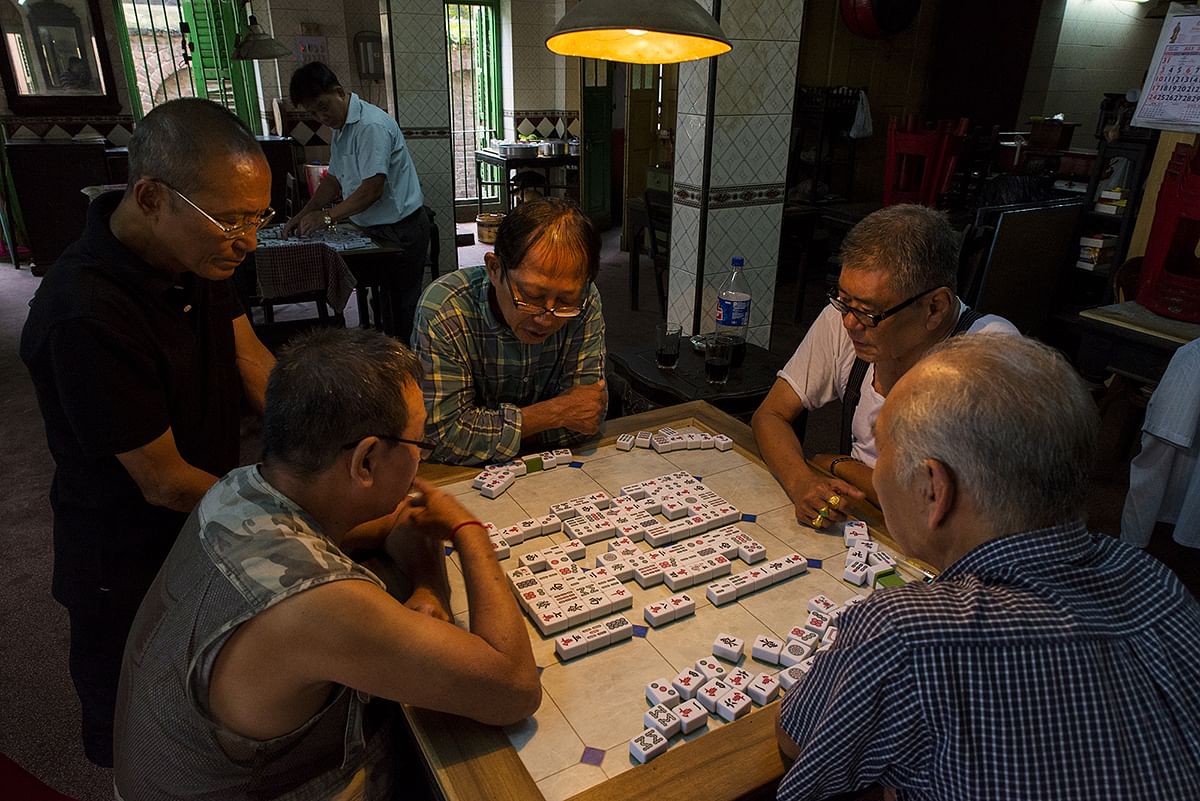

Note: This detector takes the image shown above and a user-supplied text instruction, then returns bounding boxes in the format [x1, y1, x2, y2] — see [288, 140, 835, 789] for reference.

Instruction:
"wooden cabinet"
[5, 138, 110, 275]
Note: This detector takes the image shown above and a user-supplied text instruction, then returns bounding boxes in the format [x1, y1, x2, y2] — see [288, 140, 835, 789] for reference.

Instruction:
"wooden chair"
[883, 116, 968, 208]
[643, 188, 672, 318]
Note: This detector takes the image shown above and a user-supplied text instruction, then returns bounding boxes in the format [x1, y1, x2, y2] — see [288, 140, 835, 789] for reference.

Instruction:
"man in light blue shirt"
[285, 62, 430, 340]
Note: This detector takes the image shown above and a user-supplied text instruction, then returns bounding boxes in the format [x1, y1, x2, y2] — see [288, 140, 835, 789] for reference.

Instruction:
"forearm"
[519, 395, 563, 438]
[752, 407, 818, 503]
[328, 181, 384, 223]
[146, 466, 219, 513]
[428, 402, 522, 465]
[455, 525, 535, 667]
[299, 176, 341, 216]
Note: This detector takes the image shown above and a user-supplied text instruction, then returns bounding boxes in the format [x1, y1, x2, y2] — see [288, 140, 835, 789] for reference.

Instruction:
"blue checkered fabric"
[777, 522, 1200, 801]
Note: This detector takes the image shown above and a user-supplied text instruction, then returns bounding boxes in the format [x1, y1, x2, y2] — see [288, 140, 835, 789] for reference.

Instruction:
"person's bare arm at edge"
[208, 479, 540, 739]
[752, 378, 863, 525]
[116, 428, 218, 512]
[521, 379, 607, 438]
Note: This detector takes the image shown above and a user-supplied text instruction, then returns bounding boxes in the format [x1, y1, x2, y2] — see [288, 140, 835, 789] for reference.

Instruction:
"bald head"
[881, 334, 1098, 535]
[127, 99, 265, 195]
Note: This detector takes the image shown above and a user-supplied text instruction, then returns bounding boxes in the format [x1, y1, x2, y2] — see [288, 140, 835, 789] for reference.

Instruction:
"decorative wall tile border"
[504, 109, 579, 139]
[4, 116, 135, 147]
[673, 181, 786, 209]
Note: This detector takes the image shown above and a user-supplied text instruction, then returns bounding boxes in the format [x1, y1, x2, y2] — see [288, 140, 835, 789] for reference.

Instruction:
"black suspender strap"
[840, 357, 870, 456]
[837, 307, 984, 455]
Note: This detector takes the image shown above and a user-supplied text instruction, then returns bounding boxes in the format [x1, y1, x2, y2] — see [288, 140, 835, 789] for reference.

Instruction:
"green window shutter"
[180, 0, 261, 128]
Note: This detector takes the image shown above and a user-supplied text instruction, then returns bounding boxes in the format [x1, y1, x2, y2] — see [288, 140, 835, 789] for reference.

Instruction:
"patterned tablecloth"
[253, 233, 358, 311]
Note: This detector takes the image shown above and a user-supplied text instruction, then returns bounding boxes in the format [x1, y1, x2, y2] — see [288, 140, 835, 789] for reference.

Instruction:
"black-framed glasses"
[341, 434, 436, 460]
[502, 270, 587, 319]
[826, 285, 943, 328]
[159, 181, 275, 240]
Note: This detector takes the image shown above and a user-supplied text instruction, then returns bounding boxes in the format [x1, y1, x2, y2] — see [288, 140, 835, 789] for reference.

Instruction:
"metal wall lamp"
[545, 0, 731, 64]
[233, 14, 291, 61]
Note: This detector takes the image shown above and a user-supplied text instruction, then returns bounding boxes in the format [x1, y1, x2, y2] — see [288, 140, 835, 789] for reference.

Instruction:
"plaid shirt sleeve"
[412, 309, 523, 466]
[776, 604, 932, 801]
[536, 288, 607, 450]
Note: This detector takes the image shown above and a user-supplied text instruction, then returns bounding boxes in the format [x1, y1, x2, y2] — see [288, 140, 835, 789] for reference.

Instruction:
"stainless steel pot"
[568, 139, 581, 156]
[538, 139, 568, 157]
[498, 141, 539, 158]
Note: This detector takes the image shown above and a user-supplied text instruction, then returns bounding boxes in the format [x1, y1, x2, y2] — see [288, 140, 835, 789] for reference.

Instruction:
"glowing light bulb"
[625, 28, 649, 36]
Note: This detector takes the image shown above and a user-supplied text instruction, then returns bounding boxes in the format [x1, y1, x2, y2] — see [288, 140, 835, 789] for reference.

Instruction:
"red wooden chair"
[883, 116, 968, 207]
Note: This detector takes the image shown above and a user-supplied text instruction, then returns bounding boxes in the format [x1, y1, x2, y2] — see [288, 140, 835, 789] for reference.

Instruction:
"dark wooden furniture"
[1076, 301, 1200, 386]
[5, 137, 109, 274]
[473, 149, 580, 213]
[609, 341, 786, 421]
[643, 188, 671, 317]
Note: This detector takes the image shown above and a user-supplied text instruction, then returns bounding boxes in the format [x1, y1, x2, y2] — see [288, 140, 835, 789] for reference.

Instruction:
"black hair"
[493, 198, 600, 284]
[263, 328, 424, 476]
[289, 62, 342, 106]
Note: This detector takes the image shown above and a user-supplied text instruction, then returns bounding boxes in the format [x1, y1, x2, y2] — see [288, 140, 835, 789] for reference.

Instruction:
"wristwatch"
[323, 212, 334, 228]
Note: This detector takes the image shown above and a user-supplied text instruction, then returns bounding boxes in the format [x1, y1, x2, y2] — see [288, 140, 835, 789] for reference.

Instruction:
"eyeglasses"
[160, 182, 275, 240]
[826, 285, 943, 328]
[503, 271, 586, 319]
[341, 434, 436, 460]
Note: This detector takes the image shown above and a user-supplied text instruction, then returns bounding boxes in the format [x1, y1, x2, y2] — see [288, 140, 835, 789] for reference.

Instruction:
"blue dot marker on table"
[807, 558, 823, 568]
[693, 475, 703, 481]
[444, 546, 454, 556]
[632, 625, 649, 638]
[580, 746, 605, 767]
[741, 513, 757, 523]
[569, 461, 585, 468]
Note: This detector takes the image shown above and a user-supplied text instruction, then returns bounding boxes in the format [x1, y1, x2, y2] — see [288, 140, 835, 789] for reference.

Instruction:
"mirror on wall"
[0, 0, 119, 114]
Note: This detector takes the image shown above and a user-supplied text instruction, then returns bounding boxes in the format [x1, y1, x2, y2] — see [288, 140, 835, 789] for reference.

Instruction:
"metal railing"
[445, 1, 500, 204]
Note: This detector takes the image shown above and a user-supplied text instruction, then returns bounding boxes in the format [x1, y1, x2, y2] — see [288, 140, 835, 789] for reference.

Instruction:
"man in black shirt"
[20, 99, 276, 767]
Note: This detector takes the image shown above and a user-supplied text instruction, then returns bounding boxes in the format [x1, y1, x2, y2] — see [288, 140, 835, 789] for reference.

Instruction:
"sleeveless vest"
[114, 466, 393, 801]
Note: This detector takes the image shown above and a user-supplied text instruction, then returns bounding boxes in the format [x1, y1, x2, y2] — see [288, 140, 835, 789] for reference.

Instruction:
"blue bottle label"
[716, 297, 750, 327]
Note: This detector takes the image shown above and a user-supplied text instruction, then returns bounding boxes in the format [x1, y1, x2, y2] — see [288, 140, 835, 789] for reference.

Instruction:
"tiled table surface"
[408, 402, 913, 801]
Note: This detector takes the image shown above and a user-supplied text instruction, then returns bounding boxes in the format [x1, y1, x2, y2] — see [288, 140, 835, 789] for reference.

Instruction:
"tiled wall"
[503, 0, 578, 140]
[1018, 0, 1161, 141]
[382, 0, 457, 277]
[668, 0, 804, 349]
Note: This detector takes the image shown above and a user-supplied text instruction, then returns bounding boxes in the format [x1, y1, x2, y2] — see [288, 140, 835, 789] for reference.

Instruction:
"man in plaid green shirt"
[411, 199, 606, 465]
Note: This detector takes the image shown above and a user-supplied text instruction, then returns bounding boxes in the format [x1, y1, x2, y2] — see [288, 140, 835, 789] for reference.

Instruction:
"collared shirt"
[777, 522, 1200, 801]
[775, 301, 1016, 465]
[20, 191, 245, 606]
[329, 93, 423, 227]
[410, 265, 606, 465]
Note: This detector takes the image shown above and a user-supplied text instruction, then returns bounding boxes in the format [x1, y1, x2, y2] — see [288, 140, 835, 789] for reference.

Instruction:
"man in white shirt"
[752, 204, 1016, 528]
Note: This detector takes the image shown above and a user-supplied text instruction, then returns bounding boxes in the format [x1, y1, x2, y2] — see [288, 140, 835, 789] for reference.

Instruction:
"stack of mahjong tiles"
[839, 520, 902, 588]
[506, 542, 635, 639]
[472, 447, 575, 499]
[614, 426, 734, 453]
[630, 599, 865, 764]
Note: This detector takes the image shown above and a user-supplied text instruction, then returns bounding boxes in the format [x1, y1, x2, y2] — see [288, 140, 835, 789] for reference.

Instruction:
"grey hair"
[883, 334, 1098, 534]
[840, 204, 960, 297]
[127, 98, 263, 195]
[263, 328, 424, 476]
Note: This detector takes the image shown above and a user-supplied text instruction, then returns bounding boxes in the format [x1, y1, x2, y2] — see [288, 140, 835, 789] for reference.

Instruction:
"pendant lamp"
[233, 15, 291, 61]
[546, 0, 731, 64]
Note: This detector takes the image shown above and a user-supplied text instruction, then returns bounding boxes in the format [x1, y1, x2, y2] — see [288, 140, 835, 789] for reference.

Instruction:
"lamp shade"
[546, 0, 731, 64]
[233, 16, 291, 61]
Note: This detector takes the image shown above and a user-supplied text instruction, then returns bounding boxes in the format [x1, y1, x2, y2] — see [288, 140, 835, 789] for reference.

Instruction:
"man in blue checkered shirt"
[776, 334, 1200, 801]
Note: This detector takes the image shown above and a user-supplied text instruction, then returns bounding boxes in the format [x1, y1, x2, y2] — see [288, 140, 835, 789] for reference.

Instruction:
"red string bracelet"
[450, 520, 485, 543]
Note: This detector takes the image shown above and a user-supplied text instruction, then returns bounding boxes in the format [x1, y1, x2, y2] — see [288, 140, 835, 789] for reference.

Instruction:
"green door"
[181, 0, 261, 126]
[581, 59, 612, 229]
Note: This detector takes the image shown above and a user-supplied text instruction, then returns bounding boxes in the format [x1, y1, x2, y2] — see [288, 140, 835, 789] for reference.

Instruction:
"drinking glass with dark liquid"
[655, 323, 683, 370]
[704, 335, 734, 385]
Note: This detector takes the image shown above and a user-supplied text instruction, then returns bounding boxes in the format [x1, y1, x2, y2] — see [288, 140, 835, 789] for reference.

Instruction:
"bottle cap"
[732, 256, 744, 267]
